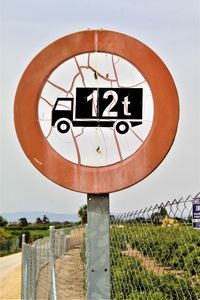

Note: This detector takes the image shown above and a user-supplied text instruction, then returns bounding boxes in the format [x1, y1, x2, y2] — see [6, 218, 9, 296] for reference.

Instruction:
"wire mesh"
[35, 237, 50, 300]
[110, 193, 200, 300]
[21, 226, 85, 300]
[21, 194, 200, 300]
[22, 243, 37, 300]
[55, 227, 86, 300]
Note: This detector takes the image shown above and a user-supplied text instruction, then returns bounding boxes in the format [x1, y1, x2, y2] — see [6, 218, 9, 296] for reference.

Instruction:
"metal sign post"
[87, 194, 111, 300]
[14, 30, 179, 300]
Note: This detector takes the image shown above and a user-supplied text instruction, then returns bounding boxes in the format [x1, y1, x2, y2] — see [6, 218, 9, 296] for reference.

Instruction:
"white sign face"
[38, 52, 154, 167]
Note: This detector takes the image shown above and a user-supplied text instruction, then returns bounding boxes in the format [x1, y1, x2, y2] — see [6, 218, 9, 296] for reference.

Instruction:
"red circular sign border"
[14, 30, 179, 194]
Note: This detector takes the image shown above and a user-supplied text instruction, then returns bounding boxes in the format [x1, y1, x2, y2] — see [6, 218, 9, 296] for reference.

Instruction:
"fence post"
[85, 224, 89, 295]
[49, 226, 57, 300]
[27, 246, 32, 299]
[21, 234, 27, 300]
[31, 245, 37, 300]
[60, 230, 65, 256]
[87, 194, 111, 300]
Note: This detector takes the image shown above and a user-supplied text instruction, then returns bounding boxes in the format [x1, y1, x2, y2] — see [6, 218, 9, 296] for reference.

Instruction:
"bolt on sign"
[14, 30, 179, 194]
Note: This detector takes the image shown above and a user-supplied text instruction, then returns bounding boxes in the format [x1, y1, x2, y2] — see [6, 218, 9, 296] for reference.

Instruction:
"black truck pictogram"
[51, 87, 143, 134]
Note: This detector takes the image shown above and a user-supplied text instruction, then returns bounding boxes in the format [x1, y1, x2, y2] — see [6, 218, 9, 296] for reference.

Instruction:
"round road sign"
[14, 30, 179, 193]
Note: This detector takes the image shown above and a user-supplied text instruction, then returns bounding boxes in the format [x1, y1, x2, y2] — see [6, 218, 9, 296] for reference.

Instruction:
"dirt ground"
[56, 246, 86, 300]
[37, 245, 86, 300]
[0, 245, 85, 300]
[124, 247, 184, 276]
[0, 265, 21, 300]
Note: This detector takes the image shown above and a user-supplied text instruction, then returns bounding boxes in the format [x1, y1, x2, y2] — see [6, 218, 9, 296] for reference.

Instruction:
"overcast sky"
[0, 0, 199, 215]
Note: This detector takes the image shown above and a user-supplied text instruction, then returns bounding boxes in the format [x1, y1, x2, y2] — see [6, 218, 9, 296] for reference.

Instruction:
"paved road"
[0, 252, 22, 278]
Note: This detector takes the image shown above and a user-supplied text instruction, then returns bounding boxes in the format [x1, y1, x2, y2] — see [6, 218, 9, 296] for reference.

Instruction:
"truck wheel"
[115, 121, 129, 134]
[57, 120, 70, 133]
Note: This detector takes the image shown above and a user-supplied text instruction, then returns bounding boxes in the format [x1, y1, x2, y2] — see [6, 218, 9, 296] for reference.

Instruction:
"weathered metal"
[86, 194, 111, 299]
[49, 226, 57, 300]
[14, 30, 179, 193]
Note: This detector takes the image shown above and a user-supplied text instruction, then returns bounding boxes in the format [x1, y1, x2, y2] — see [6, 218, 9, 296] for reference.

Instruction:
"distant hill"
[2, 211, 79, 223]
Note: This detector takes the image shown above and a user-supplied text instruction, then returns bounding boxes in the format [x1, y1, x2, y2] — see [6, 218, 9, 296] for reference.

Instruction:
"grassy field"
[0, 225, 74, 256]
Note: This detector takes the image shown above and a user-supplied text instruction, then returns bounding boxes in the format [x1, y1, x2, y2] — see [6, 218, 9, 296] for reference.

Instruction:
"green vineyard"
[110, 218, 200, 299]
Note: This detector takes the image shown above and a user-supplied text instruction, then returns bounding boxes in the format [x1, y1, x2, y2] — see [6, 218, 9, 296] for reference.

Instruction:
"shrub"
[19, 231, 30, 246]
[110, 224, 200, 299]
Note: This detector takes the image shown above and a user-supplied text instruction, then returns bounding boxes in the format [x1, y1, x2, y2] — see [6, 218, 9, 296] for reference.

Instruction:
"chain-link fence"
[21, 193, 200, 300]
[21, 226, 85, 300]
[110, 193, 200, 300]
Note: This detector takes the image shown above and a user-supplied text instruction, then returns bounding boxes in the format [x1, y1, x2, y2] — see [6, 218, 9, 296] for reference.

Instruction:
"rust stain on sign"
[14, 30, 179, 194]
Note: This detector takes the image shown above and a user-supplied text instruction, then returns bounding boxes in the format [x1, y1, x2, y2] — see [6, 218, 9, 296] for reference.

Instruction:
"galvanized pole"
[60, 229, 65, 256]
[31, 245, 37, 300]
[21, 234, 26, 300]
[87, 194, 111, 300]
[49, 226, 57, 300]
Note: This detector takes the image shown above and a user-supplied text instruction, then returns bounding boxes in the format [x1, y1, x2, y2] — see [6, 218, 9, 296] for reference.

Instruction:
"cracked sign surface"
[38, 53, 154, 167]
[14, 30, 179, 193]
